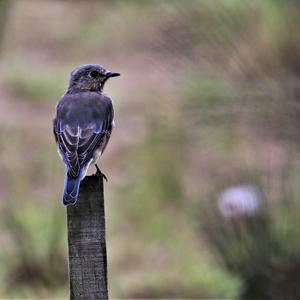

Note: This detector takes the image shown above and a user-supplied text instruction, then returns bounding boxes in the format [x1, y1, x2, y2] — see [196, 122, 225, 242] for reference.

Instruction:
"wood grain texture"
[67, 175, 108, 300]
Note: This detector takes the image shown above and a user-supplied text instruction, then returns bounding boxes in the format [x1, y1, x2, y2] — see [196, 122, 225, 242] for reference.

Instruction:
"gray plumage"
[53, 64, 120, 205]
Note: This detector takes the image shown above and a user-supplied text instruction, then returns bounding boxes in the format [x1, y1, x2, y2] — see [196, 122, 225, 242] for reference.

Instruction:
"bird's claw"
[95, 164, 108, 181]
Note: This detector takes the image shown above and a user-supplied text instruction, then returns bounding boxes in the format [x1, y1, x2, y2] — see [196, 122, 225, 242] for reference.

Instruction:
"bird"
[53, 64, 120, 205]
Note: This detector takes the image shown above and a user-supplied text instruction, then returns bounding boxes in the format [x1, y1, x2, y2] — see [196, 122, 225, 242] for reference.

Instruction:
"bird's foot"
[94, 164, 108, 181]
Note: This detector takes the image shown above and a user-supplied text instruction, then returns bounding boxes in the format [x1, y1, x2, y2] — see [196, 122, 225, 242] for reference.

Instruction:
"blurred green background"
[0, 0, 300, 298]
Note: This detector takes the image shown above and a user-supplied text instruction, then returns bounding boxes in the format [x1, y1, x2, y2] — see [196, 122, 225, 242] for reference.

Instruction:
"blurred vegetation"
[8, 70, 66, 103]
[204, 200, 300, 299]
[0, 205, 67, 297]
[0, 0, 300, 298]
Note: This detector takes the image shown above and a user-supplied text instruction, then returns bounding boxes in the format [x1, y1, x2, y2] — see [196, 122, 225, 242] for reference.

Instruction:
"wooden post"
[67, 175, 108, 300]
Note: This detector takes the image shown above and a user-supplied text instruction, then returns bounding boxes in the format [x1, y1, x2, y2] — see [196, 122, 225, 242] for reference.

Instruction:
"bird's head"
[67, 64, 120, 93]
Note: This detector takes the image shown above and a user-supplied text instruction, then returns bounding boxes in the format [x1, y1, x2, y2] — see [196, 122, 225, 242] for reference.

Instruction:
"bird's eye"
[89, 71, 99, 78]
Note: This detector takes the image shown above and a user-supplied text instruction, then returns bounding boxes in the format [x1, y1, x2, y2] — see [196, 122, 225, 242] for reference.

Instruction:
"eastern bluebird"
[53, 64, 120, 205]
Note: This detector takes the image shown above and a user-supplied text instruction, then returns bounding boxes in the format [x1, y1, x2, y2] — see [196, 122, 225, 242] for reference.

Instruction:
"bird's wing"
[53, 93, 114, 178]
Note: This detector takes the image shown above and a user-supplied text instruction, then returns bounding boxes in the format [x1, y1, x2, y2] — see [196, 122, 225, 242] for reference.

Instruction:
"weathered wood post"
[67, 175, 108, 300]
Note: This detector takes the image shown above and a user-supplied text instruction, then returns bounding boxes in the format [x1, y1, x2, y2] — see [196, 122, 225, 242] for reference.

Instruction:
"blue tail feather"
[63, 173, 82, 206]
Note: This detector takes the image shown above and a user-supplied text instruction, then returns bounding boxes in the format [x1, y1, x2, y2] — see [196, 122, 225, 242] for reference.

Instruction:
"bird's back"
[54, 91, 114, 130]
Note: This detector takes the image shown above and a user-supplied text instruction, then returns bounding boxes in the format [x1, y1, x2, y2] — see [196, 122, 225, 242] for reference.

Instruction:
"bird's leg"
[94, 164, 108, 181]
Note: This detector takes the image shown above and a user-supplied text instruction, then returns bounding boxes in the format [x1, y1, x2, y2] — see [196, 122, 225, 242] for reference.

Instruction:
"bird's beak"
[105, 71, 120, 79]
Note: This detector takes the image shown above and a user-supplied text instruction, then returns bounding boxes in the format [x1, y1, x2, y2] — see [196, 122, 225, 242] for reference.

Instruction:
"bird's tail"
[63, 173, 82, 206]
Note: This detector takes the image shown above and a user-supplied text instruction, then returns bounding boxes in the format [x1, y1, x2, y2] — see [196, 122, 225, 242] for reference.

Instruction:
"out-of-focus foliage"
[0, 205, 67, 298]
[0, 0, 10, 52]
[204, 199, 300, 299]
[0, 0, 300, 298]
